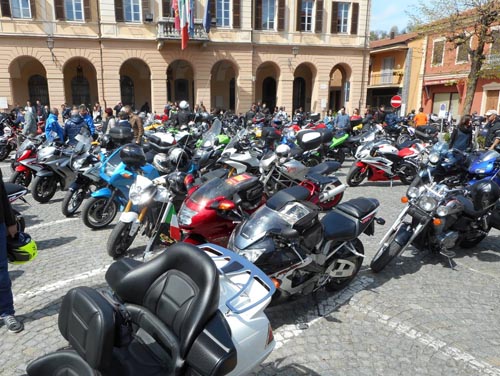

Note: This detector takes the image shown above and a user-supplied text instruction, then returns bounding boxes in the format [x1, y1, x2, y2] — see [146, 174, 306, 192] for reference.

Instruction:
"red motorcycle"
[9, 136, 44, 187]
[176, 168, 346, 247]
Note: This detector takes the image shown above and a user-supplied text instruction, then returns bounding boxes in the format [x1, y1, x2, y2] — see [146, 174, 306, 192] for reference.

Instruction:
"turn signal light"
[121, 173, 132, 179]
[401, 196, 409, 203]
[433, 218, 442, 226]
[271, 277, 281, 289]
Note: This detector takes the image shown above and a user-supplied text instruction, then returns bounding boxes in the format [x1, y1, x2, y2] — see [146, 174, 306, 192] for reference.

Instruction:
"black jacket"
[485, 119, 500, 147]
[0, 169, 16, 226]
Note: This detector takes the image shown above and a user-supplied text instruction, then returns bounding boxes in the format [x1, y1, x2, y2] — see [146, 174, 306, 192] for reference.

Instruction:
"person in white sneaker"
[0, 168, 24, 333]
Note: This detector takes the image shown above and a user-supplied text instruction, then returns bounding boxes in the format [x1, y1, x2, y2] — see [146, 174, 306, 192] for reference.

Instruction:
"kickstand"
[440, 249, 457, 270]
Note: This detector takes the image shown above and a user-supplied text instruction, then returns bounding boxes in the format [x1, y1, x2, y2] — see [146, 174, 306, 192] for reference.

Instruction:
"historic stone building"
[0, 0, 370, 115]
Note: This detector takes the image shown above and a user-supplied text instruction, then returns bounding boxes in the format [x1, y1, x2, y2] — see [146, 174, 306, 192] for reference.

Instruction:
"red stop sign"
[390, 95, 402, 108]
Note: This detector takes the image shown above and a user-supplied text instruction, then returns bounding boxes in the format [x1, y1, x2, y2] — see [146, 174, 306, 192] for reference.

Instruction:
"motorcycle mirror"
[233, 193, 243, 206]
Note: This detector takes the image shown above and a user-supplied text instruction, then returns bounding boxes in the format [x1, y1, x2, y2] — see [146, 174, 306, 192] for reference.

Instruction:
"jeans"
[0, 223, 14, 316]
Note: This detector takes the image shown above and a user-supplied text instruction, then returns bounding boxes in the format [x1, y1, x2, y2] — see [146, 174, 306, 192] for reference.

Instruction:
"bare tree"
[409, 0, 499, 115]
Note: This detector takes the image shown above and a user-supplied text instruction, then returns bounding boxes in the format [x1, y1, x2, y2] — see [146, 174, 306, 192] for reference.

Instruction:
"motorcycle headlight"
[429, 152, 440, 164]
[178, 205, 197, 226]
[238, 248, 266, 263]
[418, 196, 437, 212]
[407, 186, 421, 198]
[436, 206, 449, 217]
[129, 176, 156, 205]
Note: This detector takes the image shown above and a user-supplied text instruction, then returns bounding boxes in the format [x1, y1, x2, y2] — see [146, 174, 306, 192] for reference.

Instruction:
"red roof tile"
[370, 33, 418, 49]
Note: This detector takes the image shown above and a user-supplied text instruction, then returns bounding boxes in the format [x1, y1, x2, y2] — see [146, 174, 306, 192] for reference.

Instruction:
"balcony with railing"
[368, 71, 404, 87]
[157, 18, 209, 41]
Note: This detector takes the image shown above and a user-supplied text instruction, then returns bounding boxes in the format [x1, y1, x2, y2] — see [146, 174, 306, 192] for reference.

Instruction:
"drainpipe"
[96, 0, 106, 108]
[359, 0, 371, 110]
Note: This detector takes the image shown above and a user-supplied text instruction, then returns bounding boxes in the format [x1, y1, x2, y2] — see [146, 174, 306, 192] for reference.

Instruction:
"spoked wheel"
[325, 238, 364, 291]
[107, 221, 137, 259]
[346, 164, 367, 187]
[31, 175, 58, 203]
[61, 188, 86, 217]
[9, 170, 32, 188]
[398, 163, 418, 185]
[397, 134, 412, 145]
[317, 181, 344, 210]
[82, 197, 118, 229]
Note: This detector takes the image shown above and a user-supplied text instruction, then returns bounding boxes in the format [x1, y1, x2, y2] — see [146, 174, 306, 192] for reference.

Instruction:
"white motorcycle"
[26, 242, 276, 376]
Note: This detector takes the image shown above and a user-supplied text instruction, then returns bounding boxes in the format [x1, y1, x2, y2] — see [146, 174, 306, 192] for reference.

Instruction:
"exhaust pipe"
[319, 184, 347, 202]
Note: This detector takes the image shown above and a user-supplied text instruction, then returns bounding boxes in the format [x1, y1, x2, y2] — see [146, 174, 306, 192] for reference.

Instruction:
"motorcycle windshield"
[200, 119, 222, 148]
[469, 150, 500, 173]
[221, 128, 247, 156]
[17, 138, 32, 153]
[233, 206, 288, 250]
[189, 177, 236, 206]
[431, 141, 449, 156]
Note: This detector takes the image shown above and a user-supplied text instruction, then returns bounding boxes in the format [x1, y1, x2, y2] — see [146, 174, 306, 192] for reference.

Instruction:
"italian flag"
[178, 0, 190, 50]
[165, 206, 182, 241]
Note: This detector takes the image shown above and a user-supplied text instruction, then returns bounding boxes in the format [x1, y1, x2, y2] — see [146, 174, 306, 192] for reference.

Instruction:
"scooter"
[26, 242, 276, 376]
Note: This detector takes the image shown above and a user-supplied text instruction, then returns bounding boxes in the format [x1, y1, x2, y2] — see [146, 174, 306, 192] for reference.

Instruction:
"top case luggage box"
[296, 129, 332, 150]
[148, 132, 176, 153]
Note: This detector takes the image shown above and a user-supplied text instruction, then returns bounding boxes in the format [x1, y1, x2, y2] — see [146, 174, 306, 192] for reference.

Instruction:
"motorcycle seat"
[321, 211, 358, 241]
[397, 139, 421, 150]
[266, 185, 311, 210]
[308, 161, 341, 175]
[4, 182, 26, 196]
[305, 172, 338, 186]
[346, 134, 364, 143]
[336, 198, 379, 219]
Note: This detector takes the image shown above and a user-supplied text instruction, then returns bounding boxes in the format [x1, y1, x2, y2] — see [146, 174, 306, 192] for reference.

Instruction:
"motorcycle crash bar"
[319, 184, 347, 202]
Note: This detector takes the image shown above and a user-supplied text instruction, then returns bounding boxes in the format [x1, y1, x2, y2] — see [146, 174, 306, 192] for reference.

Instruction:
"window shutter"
[210, 0, 216, 26]
[1, 0, 11, 17]
[84, 0, 91, 21]
[142, 0, 151, 21]
[162, 0, 170, 17]
[115, 0, 124, 22]
[331, 1, 338, 34]
[350, 2, 359, 35]
[277, 0, 285, 31]
[296, 0, 301, 31]
[315, 0, 323, 33]
[233, 0, 240, 28]
[55, 0, 65, 20]
[29, 0, 36, 18]
[254, 0, 262, 30]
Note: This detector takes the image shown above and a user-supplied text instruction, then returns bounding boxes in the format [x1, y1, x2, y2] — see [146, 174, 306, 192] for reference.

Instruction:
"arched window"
[120, 76, 135, 107]
[28, 75, 49, 106]
[71, 75, 90, 107]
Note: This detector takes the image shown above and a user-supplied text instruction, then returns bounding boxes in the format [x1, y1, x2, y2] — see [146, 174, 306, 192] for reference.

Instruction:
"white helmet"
[179, 100, 189, 110]
[276, 144, 291, 160]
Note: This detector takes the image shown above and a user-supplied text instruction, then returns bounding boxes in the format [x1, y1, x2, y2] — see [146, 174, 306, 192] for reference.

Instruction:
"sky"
[370, 0, 415, 32]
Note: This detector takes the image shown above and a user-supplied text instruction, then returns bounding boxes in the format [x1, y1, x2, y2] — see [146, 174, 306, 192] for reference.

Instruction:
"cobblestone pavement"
[1, 158, 500, 376]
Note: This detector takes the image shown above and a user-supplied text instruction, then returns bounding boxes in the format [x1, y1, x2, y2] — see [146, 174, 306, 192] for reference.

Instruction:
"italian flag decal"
[165, 205, 182, 241]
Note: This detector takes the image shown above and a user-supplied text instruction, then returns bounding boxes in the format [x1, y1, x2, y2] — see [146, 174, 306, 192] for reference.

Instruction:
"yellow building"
[0, 0, 370, 115]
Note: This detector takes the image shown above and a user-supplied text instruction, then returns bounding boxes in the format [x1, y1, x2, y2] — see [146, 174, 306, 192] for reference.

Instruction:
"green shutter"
[350, 2, 359, 35]
[331, 2, 338, 34]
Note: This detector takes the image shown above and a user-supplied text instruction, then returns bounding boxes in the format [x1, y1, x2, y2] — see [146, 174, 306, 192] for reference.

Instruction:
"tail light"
[266, 323, 274, 346]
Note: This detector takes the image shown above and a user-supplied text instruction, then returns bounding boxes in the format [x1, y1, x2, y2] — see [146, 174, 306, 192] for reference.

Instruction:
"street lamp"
[47, 35, 55, 61]
[292, 46, 299, 57]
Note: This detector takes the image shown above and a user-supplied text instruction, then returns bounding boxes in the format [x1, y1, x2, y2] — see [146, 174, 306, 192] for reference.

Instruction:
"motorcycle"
[228, 185, 384, 300]
[346, 139, 426, 187]
[189, 119, 229, 176]
[5, 181, 28, 232]
[30, 133, 93, 203]
[9, 135, 45, 187]
[370, 173, 500, 273]
[106, 172, 186, 258]
[218, 128, 263, 176]
[81, 144, 159, 229]
[26, 242, 276, 376]
[0, 118, 19, 161]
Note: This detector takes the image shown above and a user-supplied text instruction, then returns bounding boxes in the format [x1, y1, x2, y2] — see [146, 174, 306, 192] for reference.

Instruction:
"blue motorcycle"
[467, 150, 500, 186]
[81, 144, 159, 229]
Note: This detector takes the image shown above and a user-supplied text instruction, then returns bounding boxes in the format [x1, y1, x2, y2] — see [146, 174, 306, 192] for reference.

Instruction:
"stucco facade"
[0, 0, 371, 116]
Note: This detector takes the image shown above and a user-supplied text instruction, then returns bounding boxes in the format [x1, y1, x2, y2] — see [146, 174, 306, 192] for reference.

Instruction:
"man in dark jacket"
[0, 168, 23, 333]
[64, 109, 88, 146]
[485, 110, 500, 150]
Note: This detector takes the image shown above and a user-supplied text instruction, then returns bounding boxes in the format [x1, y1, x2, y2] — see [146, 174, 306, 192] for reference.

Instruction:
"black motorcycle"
[371, 175, 500, 273]
[228, 185, 384, 301]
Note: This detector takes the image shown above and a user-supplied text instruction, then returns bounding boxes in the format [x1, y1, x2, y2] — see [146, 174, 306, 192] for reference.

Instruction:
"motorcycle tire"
[399, 163, 418, 185]
[9, 170, 32, 188]
[317, 180, 344, 211]
[370, 239, 403, 273]
[107, 221, 137, 259]
[61, 188, 86, 217]
[325, 238, 364, 291]
[82, 197, 118, 229]
[346, 164, 367, 187]
[397, 134, 412, 145]
[304, 155, 322, 167]
[0, 146, 10, 161]
[329, 148, 346, 165]
[31, 175, 58, 203]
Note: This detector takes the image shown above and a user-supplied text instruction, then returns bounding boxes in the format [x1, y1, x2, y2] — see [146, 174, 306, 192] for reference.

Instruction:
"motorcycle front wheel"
[61, 188, 86, 217]
[325, 238, 364, 291]
[370, 239, 403, 273]
[107, 221, 137, 259]
[398, 163, 418, 185]
[31, 175, 58, 203]
[397, 133, 412, 145]
[82, 197, 118, 229]
[346, 164, 367, 187]
[9, 170, 32, 187]
[0, 145, 10, 161]
[329, 148, 346, 165]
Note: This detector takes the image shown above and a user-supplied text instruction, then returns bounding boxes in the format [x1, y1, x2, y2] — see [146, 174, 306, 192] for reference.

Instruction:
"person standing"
[0, 168, 24, 333]
[123, 105, 144, 144]
[484, 110, 500, 150]
[334, 107, 351, 132]
[413, 107, 428, 127]
[21, 108, 37, 137]
[64, 109, 88, 146]
[79, 105, 95, 136]
[449, 115, 473, 151]
[45, 107, 64, 142]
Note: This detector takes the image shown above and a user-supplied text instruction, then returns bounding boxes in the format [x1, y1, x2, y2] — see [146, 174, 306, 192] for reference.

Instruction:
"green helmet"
[7, 232, 38, 265]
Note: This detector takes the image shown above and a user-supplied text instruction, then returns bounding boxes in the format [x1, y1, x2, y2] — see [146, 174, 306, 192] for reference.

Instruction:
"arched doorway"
[255, 62, 280, 111]
[328, 64, 350, 111]
[167, 60, 194, 106]
[211, 60, 237, 112]
[63, 58, 98, 107]
[119, 58, 151, 111]
[9, 56, 49, 107]
[293, 63, 315, 112]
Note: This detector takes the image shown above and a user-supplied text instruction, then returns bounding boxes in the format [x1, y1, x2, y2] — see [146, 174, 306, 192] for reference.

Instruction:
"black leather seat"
[396, 139, 421, 150]
[266, 185, 310, 210]
[4, 182, 27, 196]
[308, 161, 341, 175]
[336, 198, 379, 219]
[321, 211, 358, 241]
[305, 172, 338, 186]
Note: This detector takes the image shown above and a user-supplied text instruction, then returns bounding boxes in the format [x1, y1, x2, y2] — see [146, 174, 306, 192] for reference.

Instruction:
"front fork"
[121, 200, 149, 237]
